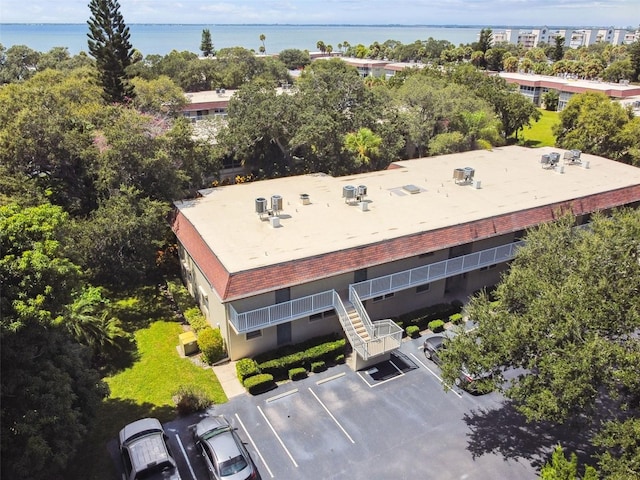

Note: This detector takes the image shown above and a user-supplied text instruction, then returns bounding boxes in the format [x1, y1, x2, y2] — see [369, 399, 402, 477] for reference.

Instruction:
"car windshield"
[220, 455, 248, 476]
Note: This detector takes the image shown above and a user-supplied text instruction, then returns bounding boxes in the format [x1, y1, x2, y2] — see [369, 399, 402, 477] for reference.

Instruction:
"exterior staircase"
[346, 305, 371, 342]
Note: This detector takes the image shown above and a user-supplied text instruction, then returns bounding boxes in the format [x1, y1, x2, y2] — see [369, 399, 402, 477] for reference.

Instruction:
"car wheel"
[424, 349, 432, 360]
[454, 377, 461, 386]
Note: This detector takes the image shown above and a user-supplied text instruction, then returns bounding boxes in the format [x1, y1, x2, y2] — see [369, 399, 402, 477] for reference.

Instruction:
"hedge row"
[258, 338, 346, 380]
[236, 358, 260, 382]
[243, 374, 276, 395]
[166, 279, 197, 313]
[394, 301, 462, 333]
[428, 319, 445, 333]
[184, 306, 209, 333]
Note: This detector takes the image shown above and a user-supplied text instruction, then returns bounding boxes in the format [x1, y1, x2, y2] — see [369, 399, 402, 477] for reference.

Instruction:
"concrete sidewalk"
[212, 361, 247, 399]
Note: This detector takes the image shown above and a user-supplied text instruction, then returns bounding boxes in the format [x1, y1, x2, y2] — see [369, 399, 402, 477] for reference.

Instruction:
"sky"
[1, 0, 638, 27]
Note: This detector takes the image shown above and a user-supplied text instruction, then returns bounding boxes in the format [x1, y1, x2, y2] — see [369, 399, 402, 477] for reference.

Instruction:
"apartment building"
[171, 146, 640, 370]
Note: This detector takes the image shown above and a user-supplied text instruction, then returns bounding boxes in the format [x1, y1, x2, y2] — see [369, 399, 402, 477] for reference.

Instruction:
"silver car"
[192, 415, 259, 480]
[119, 417, 182, 480]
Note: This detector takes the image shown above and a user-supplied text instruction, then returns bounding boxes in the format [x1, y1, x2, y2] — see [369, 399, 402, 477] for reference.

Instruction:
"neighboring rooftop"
[175, 146, 640, 277]
[498, 72, 640, 98]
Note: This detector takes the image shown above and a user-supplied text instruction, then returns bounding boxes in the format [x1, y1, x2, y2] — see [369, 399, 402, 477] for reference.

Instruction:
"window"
[246, 330, 262, 340]
[416, 283, 430, 294]
[372, 292, 395, 302]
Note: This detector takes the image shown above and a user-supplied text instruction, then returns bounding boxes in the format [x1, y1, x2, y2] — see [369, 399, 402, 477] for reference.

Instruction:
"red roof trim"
[173, 185, 640, 302]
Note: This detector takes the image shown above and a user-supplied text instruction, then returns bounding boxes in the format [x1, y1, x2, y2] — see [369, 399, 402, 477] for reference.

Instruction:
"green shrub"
[197, 327, 226, 364]
[449, 313, 463, 325]
[257, 335, 346, 381]
[311, 361, 326, 373]
[405, 325, 420, 338]
[289, 367, 307, 381]
[184, 306, 209, 333]
[166, 278, 197, 312]
[172, 385, 212, 415]
[335, 354, 345, 364]
[243, 373, 276, 395]
[428, 319, 445, 333]
[236, 358, 260, 382]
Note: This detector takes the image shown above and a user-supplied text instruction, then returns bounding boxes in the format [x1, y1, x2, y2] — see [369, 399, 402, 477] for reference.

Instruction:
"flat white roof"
[175, 146, 640, 274]
[498, 72, 640, 94]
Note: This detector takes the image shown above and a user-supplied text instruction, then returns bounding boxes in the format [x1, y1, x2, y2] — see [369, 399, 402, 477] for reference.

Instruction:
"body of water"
[0, 23, 483, 56]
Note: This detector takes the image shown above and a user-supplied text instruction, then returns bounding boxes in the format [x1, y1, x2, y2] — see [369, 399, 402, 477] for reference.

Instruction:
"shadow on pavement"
[463, 401, 599, 470]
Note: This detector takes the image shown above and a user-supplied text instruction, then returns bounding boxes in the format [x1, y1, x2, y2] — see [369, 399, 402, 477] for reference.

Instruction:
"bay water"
[0, 23, 482, 56]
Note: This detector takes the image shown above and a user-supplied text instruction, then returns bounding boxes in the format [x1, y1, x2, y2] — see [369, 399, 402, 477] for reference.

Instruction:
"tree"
[1, 202, 107, 480]
[316, 40, 326, 54]
[602, 59, 634, 83]
[542, 89, 559, 111]
[540, 445, 598, 480]
[87, 0, 135, 103]
[593, 418, 640, 479]
[278, 48, 311, 70]
[130, 75, 188, 117]
[343, 127, 382, 168]
[259, 33, 266, 54]
[440, 210, 640, 470]
[553, 92, 632, 160]
[0, 45, 40, 83]
[553, 36, 566, 62]
[627, 40, 640, 82]
[200, 28, 214, 57]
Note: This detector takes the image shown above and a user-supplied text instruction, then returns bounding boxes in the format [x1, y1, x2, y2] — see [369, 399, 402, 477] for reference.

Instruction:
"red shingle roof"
[172, 185, 640, 302]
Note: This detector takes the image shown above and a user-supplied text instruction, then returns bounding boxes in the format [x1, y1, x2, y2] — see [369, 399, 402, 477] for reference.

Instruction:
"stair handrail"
[332, 290, 369, 359]
[348, 286, 374, 338]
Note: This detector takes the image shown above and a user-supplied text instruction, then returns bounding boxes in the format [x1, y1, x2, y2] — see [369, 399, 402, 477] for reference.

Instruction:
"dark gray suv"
[119, 417, 182, 480]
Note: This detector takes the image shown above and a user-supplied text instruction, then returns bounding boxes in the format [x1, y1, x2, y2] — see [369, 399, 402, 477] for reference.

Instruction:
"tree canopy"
[440, 209, 640, 476]
[87, 0, 135, 103]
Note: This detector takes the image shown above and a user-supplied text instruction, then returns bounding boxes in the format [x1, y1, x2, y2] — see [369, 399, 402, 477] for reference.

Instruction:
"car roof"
[194, 415, 231, 439]
[119, 417, 164, 445]
[424, 335, 445, 349]
[119, 418, 175, 475]
[195, 416, 243, 463]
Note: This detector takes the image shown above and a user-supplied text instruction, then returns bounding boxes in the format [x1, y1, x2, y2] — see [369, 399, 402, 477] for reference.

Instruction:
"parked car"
[423, 334, 492, 394]
[192, 415, 259, 480]
[118, 417, 182, 480]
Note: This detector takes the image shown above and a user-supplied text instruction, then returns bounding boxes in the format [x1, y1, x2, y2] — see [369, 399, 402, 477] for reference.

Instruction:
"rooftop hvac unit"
[343, 185, 356, 199]
[255, 197, 267, 214]
[453, 168, 465, 182]
[463, 167, 475, 181]
[271, 194, 283, 212]
[357, 185, 367, 196]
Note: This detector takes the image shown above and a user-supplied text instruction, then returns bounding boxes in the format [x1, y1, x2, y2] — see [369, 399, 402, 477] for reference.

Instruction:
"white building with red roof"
[172, 146, 640, 368]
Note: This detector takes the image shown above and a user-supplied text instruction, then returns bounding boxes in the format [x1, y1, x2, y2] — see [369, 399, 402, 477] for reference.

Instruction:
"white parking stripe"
[410, 352, 463, 399]
[257, 405, 299, 468]
[235, 413, 274, 478]
[174, 433, 197, 480]
[308, 388, 355, 444]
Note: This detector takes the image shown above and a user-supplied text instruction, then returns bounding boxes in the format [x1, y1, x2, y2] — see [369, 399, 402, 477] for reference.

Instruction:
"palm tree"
[58, 286, 130, 355]
[316, 40, 326, 54]
[344, 128, 382, 168]
[259, 33, 266, 54]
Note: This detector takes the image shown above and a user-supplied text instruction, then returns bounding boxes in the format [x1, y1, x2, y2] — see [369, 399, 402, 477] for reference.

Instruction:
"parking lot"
[111, 336, 540, 479]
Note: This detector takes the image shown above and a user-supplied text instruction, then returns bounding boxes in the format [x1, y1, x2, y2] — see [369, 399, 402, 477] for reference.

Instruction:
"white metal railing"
[351, 241, 523, 301]
[229, 290, 334, 333]
[332, 291, 369, 359]
[348, 286, 374, 337]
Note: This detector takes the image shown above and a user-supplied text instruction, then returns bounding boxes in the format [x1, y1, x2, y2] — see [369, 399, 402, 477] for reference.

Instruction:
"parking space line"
[266, 388, 298, 403]
[356, 369, 405, 388]
[316, 372, 346, 385]
[409, 352, 463, 399]
[174, 433, 197, 480]
[235, 413, 274, 478]
[257, 405, 299, 468]
[308, 388, 355, 444]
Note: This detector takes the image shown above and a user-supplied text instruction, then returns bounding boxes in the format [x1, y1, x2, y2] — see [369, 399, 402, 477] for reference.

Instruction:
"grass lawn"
[518, 109, 560, 148]
[67, 319, 228, 480]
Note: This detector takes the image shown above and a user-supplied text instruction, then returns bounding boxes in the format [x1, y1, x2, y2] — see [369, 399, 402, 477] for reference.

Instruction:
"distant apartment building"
[498, 72, 640, 111]
[491, 26, 639, 49]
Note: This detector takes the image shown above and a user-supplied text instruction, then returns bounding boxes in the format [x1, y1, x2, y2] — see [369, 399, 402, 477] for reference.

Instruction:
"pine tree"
[201, 28, 214, 57]
[87, 0, 134, 103]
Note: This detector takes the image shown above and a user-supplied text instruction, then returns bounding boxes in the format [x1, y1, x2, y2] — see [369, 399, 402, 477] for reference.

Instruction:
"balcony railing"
[229, 241, 523, 334]
[229, 290, 334, 334]
[351, 241, 523, 301]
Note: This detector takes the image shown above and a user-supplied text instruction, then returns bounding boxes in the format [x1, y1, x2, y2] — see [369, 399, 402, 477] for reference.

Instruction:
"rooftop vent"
[563, 150, 582, 165]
